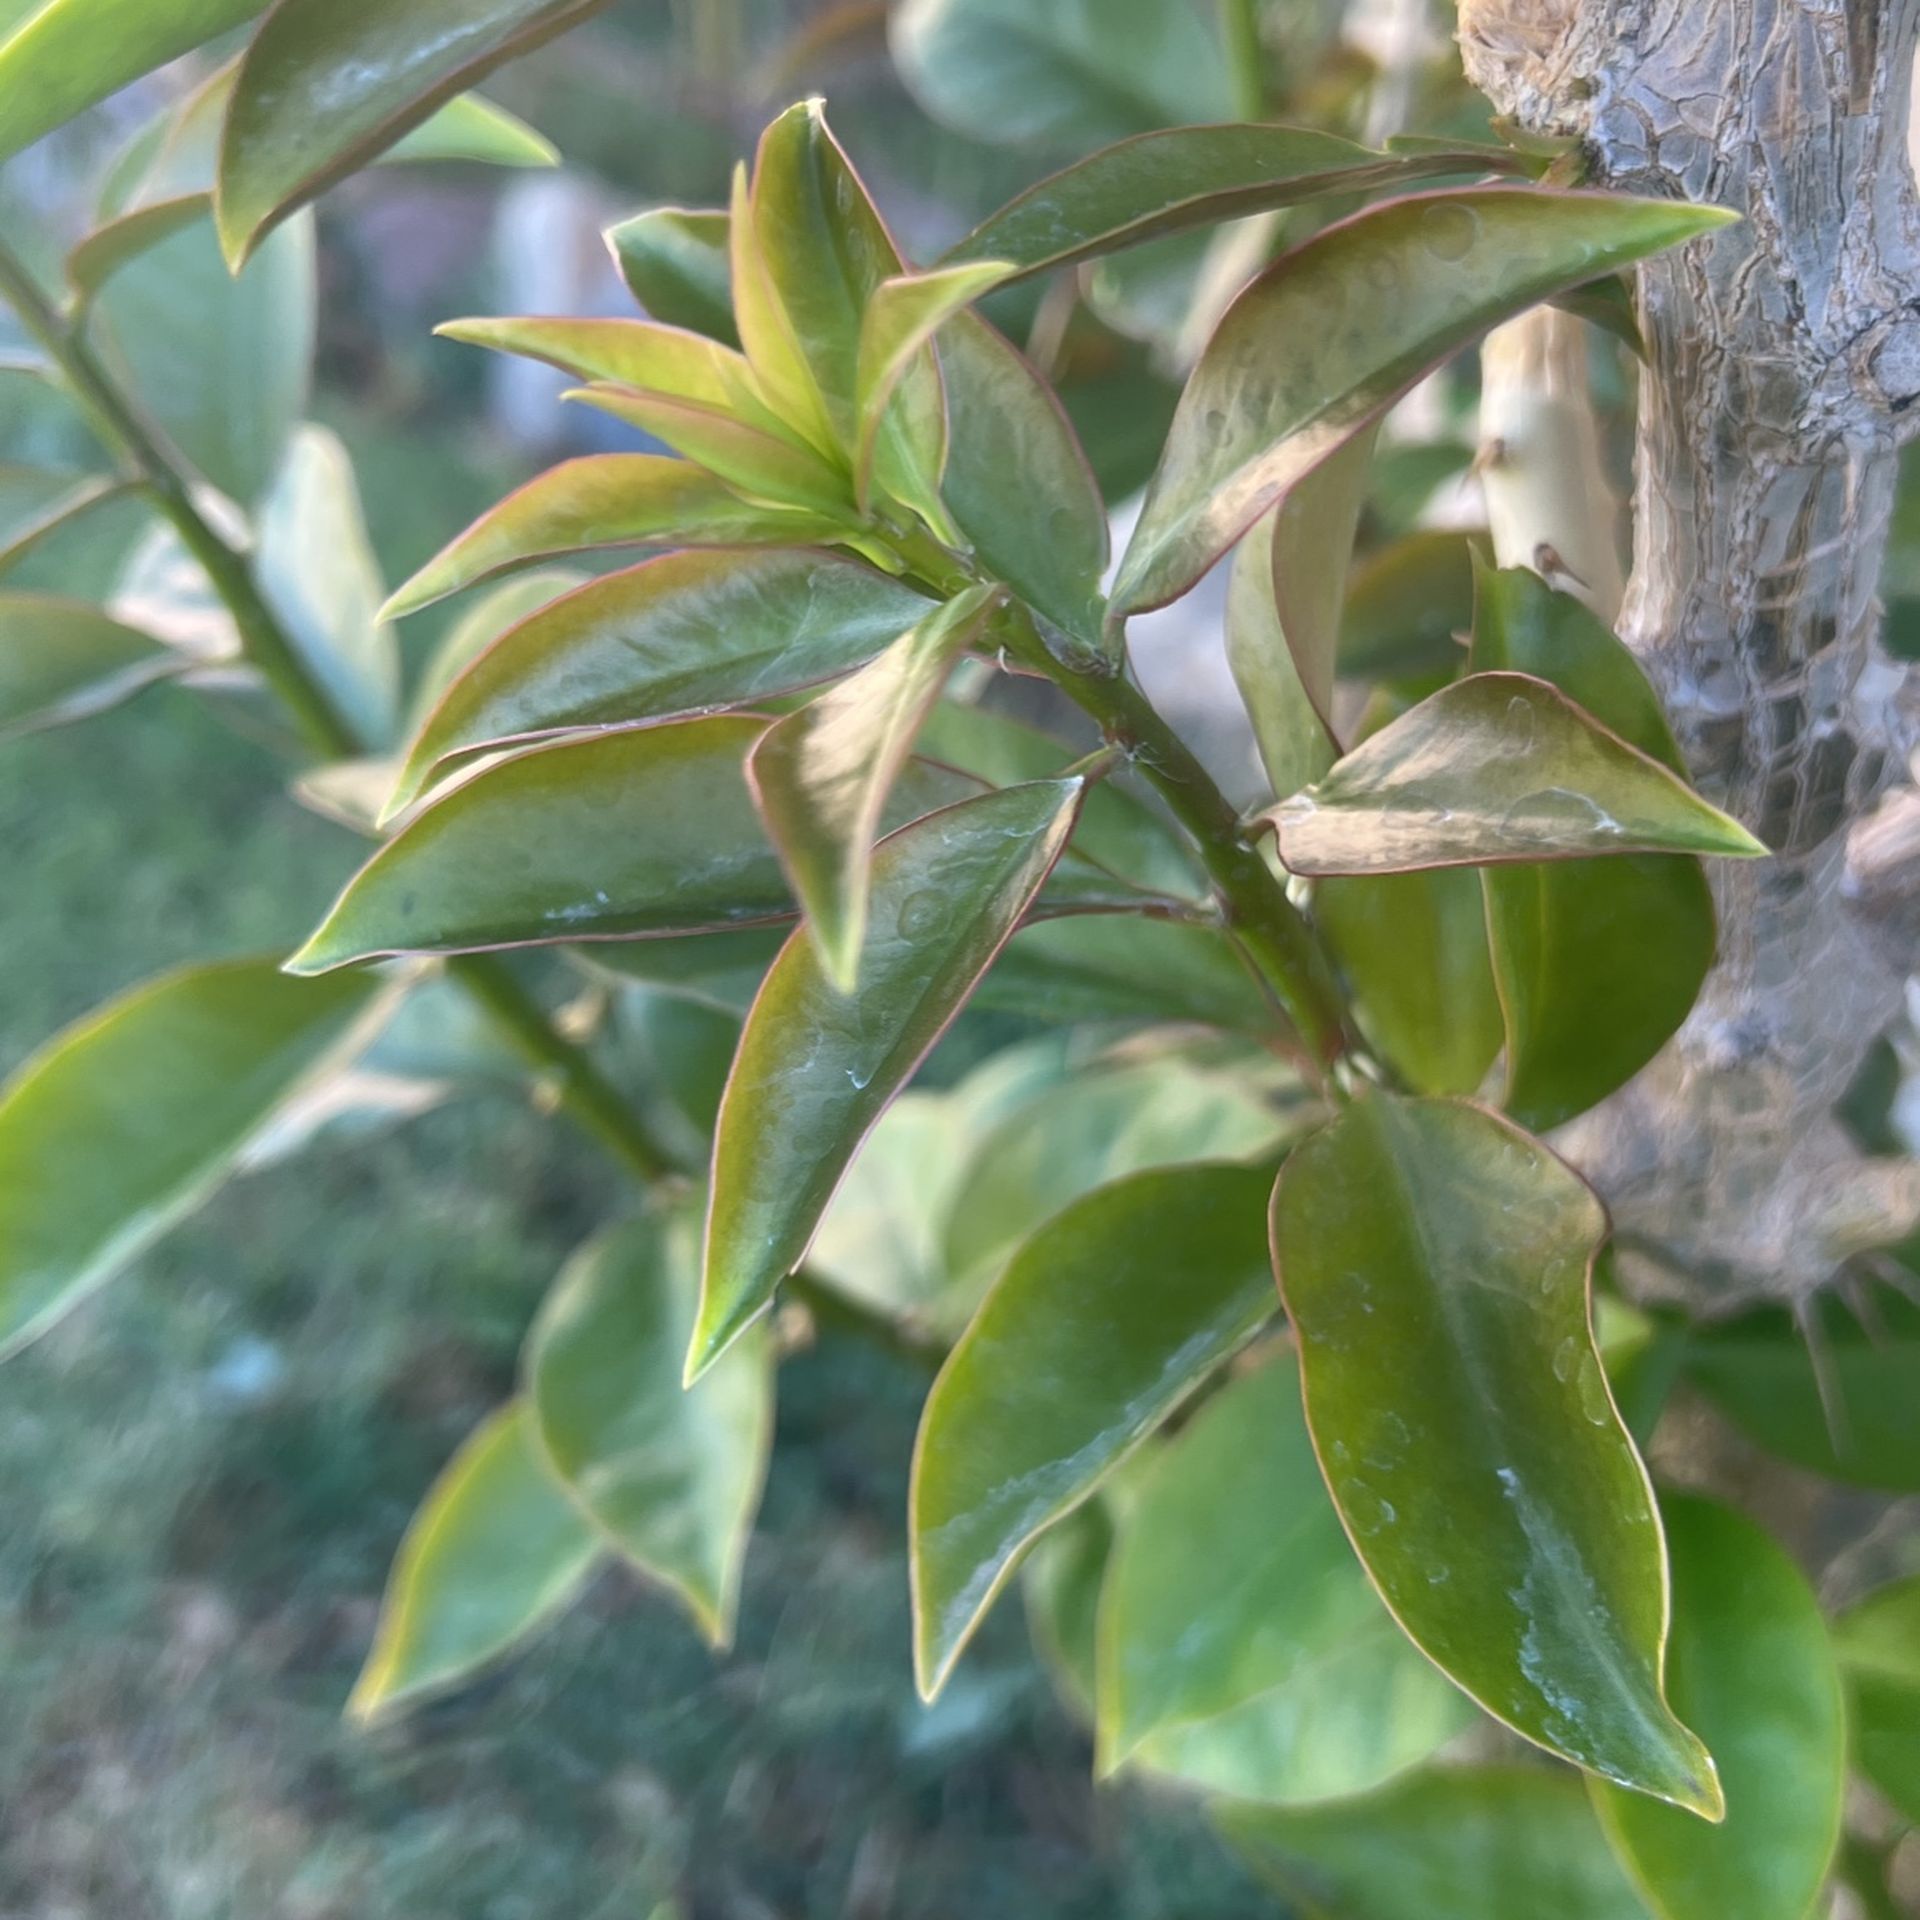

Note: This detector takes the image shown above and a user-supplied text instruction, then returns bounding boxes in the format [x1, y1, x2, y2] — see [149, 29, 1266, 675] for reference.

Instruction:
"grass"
[0, 686, 1276, 1915]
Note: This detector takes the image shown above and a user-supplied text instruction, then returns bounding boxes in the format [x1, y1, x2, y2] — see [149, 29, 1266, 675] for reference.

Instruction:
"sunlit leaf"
[525, 1203, 772, 1648]
[0, 592, 181, 739]
[216, 0, 615, 265]
[1683, 1279, 1920, 1492]
[1593, 1498, 1844, 1920]
[436, 313, 766, 415]
[1261, 673, 1766, 875]
[890, 0, 1230, 149]
[383, 90, 556, 168]
[939, 312, 1109, 651]
[695, 779, 1083, 1377]
[381, 454, 842, 620]
[389, 549, 933, 814]
[946, 124, 1529, 280]
[911, 1159, 1275, 1698]
[1316, 867, 1502, 1096]
[1835, 1573, 1920, 1826]
[0, 957, 384, 1358]
[348, 1402, 601, 1720]
[1471, 560, 1716, 1129]
[255, 424, 401, 751]
[749, 584, 999, 989]
[1098, 1354, 1471, 1798]
[607, 206, 737, 345]
[1113, 189, 1736, 617]
[1218, 1767, 1653, 1920]
[0, 0, 265, 169]
[1271, 1095, 1721, 1814]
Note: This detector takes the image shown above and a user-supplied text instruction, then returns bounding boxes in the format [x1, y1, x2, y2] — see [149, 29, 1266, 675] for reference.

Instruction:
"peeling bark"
[1458, 0, 1920, 1303]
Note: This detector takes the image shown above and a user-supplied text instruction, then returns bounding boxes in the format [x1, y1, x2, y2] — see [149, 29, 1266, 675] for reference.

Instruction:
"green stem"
[448, 954, 680, 1184]
[0, 240, 360, 761]
[1220, 0, 1268, 121]
[888, 527, 1350, 1066]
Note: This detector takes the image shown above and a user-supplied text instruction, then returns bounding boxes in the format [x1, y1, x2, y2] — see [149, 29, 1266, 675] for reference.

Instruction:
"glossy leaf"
[853, 260, 1014, 507]
[294, 716, 813, 970]
[0, 958, 382, 1358]
[938, 312, 1108, 650]
[389, 549, 932, 813]
[1099, 1355, 1471, 1797]
[911, 1159, 1276, 1698]
[947, 124, 1529, 280]
[92, 211, 314, 507]
[526, 1205, 772, 1648]
[890, 0, 1230, 149]
[1261, 672, 1766, 875]
[0, 592, 180, 739]
[941, 1052, 1290, 1298]
[1471, 561, 1716, 1129]
[1835, 1574, 1920, 1826]
[382, 454, 842, 620]
[976, 913, 1280, 1036]
[255, 424, 401, 750]
[0, 0, 265, 169]
[696, 780, 1083, 1376]
[408, 569, 582, 729]
[1317, 868, 1502, 1096]
[749, 585, 998, 990]
[1593, 1499, 1844, 1920]
[565, 382, 854, 519]
[1113, 189, 1737, 616]
[608, 206, 737, 345]
[348, 1402, 601, 1720]
[1219, 1767, 1653, 1920]
[437, 314, 766, 414]
[1683, 1280, 1920, 1492]
[1271, 1095, 1720, 1814]
[216, 0, 615, 265]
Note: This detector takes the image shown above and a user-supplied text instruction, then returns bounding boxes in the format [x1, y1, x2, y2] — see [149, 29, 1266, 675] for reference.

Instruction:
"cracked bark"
[1458, 0, 1920, 1304]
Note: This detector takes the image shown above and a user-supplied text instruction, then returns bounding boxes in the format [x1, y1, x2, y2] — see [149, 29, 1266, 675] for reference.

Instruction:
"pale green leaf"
[0, 592, 180, 739]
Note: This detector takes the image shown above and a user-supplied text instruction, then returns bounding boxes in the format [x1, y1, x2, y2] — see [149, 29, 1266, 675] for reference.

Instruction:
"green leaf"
[749, 585, 999, 990]
[607, 206, 738, 346]
[1470, 561, 1716, 1129]
[1835, 1574, 1920, 1826]
[1021, 1499, 1111, 1719]
[92, 211, 314, 507]
[525, 1204, 773, 1648]
[941, 1052, 1290, 1299]
[388, 549, 933, 814]
[383, 90, 556, 168]
[436, 313, 769, 415]
[1226, 434, 1374, 801]
[0, 0, 266, 170]
[66, 194, 213, 308]
[0, 592, 180, 739]
[255, 424, 401, 750]
[216, 0, 615, 266]
[916, 699, 1204, 901]
[1270, 1094, 1721, 1814]
[939, 311, 1109, 650]
[853, 260, 1015, 509]
[582, 925, 789, 1017]
[1682, 1280, 1920, 1492]
[975, 913, 1279, 1036]
[0, 957, 383, 1358]
[910, 1159, 1276, 1698]
[407, 569, 583, 731]
[382, 454, 842, 620]
[1316, 868, 1503, 1096]
[1098, 1354, 1471, 1798]
[565, 383, 855, 520]
[1113, 189, 1737, 617]
[348, 1401, 601, 1720]
[294, 715, 839, 971]
[1593, 1498, 1844, 1920]
[695, 779, 1083, 1376]
[0, 472, 136, 577]
[1340, 528, 1476, 683]
[1218, 1767, 1654, 1920]
[890, 0, 1231, 149]
[1260, 672, 1766, 875]
[945, 125, 1531, 280]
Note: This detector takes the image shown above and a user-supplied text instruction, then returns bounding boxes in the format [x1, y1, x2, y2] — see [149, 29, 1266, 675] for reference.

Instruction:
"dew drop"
[1421, 201, 1480, 262]
[896, 889, 946, 938]
[1577, 1356, 1612, 1426]
[1344, 1481, 1398, 1536]
[1203, 406, 1229, 440]
[1552, 1335, 1581, 1383]
[1502, 692, 1538, 753]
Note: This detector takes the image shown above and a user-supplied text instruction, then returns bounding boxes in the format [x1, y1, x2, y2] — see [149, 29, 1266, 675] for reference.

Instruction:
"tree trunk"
[1458, 0, 1920, 1304]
